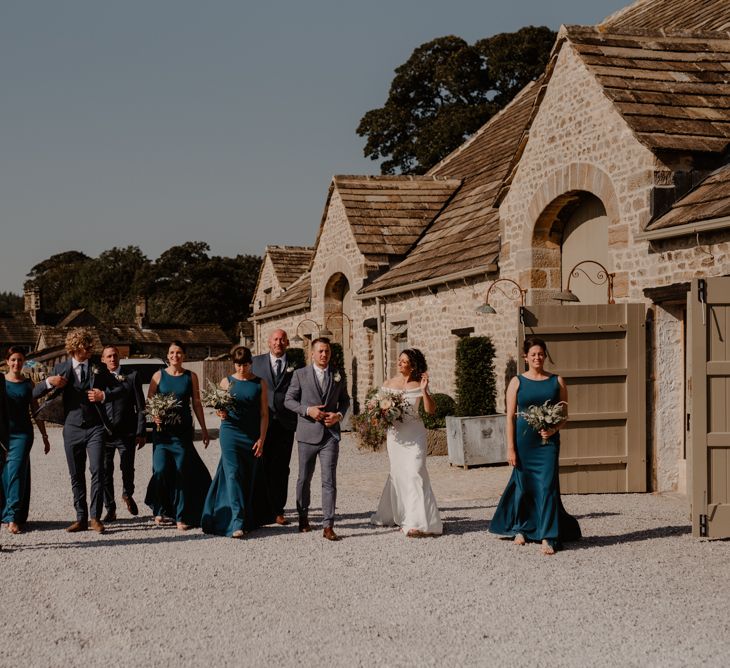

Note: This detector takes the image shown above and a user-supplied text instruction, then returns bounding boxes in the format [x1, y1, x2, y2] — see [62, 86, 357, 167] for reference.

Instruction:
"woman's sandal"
[406, 529, 425, 538]
[541, 540, 555, 556]
[7, 522, 22, 535]
[513, 533, 526, 546]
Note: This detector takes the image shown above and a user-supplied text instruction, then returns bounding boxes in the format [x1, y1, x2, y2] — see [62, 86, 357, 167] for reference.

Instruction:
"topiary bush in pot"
[455, 336, 496, 417]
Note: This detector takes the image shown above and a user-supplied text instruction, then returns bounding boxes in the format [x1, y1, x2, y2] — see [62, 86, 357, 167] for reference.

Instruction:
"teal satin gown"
[144, 369, 212, 526]
[202, 376, 262, 536]
[489, 374, 581, 550]
[1, 377, 34, 525]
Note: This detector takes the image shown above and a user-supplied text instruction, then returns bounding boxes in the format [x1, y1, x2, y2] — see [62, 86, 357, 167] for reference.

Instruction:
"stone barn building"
[253, 0, 730, 507]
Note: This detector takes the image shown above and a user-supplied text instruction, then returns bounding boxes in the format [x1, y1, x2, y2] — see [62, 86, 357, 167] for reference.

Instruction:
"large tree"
[0, 291, 23, 314]
[24, 242, 261, 335]
[357, 26, 556, 175]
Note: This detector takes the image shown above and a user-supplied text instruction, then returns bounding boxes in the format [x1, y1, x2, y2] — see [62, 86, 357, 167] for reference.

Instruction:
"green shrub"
[455, 336, 496, 417]
[419, 392, 456, 429]
[330, 341, 347, 387]
[286, 346, 306, 370]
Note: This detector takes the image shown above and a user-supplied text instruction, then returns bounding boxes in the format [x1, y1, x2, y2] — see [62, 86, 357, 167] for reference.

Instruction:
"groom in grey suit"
[284, 337, 350, 541]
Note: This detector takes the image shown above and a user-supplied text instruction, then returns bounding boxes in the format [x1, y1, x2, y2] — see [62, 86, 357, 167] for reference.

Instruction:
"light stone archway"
[520, 163, 620, 303]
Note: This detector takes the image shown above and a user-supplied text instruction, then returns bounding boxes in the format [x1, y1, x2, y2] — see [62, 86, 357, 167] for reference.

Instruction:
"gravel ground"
[1, 418, 728, 667]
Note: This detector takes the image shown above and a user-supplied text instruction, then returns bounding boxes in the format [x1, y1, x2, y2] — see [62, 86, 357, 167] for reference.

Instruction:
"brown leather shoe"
[103, 509, 117, 522]
[89, 518, 105, 533]
[66, 520, 88, 533]
[122, 495, 139, 516]
[275, 514, 290, 526]
[323, 527, 339, 541]
[298, 516, 311, 533]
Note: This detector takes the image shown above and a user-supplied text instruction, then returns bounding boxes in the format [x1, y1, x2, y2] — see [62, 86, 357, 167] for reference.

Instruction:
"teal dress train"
[144, 369, 212, 526]
[1, 377, 34, 525]
[489, 374, 581, 550]
[202, 377, 262, 536]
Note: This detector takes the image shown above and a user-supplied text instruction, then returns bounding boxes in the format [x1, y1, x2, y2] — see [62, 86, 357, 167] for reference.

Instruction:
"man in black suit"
[33, 329, 121, 533]
[251, 329, 298, 525]
[100, 345, 146, 522]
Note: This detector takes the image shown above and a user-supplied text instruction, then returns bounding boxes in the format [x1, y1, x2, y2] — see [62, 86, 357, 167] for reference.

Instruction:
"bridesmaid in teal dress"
[202, 346, 268, 538]
[144, 341, 212, 531]
[1, 347, 50, 534]
[489, 337, 581, 555]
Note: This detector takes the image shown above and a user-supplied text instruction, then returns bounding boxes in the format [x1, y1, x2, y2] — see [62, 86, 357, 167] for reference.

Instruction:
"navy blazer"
[251, 353, 297, 431]
[104, 368, 146, 438]
[33, 359, 122, 432]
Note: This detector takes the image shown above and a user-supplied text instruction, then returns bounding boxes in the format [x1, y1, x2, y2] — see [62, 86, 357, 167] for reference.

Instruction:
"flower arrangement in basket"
[145, 393, 182, 428]
[518, 400, 567, 445]
[200, 380, 236, 412]
[353, 388, 409, 451]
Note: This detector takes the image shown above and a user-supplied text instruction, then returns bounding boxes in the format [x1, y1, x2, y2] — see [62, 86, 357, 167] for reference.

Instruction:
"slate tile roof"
[0, 312, 38, 346]
[600, 0, 730, 33]
[358, 81, 541, 294]
[266, 245, 314, 288]
[321, 175, 461, 267]
[566, 26, 730, 154]
[645, 162, 730, 231]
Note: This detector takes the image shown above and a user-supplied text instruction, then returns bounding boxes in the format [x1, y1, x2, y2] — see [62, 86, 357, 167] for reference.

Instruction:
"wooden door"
[689, 277, 730, 538]
[519, 303, 647, 493]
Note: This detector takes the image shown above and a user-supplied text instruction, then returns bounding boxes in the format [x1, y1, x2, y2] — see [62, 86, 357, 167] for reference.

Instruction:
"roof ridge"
[427, 80, 541, 176]
[567, 23, 730, 41]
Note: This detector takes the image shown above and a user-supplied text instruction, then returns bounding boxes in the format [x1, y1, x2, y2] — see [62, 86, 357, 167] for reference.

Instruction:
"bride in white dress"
[371, 349, 443, 537]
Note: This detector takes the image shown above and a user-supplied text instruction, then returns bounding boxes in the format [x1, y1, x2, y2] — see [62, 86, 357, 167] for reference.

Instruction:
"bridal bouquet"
[200, 381, 235, 412]
[518, 400, 567, 444]
[353, 388, 409, 452]
[145, 393, 182, 427]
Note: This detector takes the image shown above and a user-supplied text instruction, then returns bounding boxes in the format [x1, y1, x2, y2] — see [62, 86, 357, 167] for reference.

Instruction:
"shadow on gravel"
[574, 512, 622, 520]
[569, 524, 691, 550]
[443, 517, 491, 535]
[14, 532, 210, 551]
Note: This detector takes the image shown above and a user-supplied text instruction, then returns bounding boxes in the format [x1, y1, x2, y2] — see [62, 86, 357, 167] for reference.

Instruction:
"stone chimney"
[24, 285, 41, 324]
[135, 295, 148, 328]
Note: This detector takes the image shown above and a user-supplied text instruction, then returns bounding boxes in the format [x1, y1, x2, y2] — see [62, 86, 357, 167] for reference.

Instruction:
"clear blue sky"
[0, 0, 627, 294]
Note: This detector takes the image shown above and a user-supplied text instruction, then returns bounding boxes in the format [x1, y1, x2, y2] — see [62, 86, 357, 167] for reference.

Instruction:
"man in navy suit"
[251, 329, 298, 525]
[34, 329, 120, 533]
[100, 345, 146, 522]
[285, 337, 350, 541]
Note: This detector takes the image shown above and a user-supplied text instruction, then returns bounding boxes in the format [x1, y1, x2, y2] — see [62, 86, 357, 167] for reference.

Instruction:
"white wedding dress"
[370, 388, 443, 535]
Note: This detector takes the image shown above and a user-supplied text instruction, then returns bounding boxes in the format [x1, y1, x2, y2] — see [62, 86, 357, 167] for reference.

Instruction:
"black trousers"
[103, 433, 136, 510]
[261, 420, 295, 517]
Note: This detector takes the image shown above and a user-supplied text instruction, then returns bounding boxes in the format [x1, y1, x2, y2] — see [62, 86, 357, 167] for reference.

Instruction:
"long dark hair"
[400, 348, 427, 381]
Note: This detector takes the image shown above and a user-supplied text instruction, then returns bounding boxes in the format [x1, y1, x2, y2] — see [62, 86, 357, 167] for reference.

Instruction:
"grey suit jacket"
[284, 364, 350, 445]
[251, 353, 297, 431]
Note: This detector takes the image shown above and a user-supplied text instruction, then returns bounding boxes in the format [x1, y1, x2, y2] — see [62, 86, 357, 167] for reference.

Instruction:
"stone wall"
[253, 255, 283, 312]
[498, 42, 730, 491]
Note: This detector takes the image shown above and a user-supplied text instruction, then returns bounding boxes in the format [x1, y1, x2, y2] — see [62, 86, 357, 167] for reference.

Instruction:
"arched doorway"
[323, 272, 354, 404]
[530, 191, 610, 304]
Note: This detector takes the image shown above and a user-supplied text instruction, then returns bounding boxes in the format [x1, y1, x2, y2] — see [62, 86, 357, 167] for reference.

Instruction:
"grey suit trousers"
[296, 433, 339, 528]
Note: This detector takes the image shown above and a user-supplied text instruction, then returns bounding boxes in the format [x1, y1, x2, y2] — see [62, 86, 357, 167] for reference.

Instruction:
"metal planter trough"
[446, 414, 507, 469]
